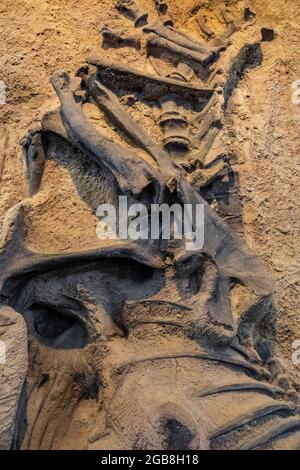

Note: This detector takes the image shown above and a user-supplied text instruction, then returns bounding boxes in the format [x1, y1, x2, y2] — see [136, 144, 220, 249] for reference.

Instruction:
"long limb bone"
[50, 70, 163, 196]
[86, 76, 177, 179]
[146, 33, 219, 67]
[144, 20, 221, 55]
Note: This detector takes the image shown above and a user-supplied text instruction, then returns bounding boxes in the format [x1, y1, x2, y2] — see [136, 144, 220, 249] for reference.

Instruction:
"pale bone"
[195, 16, 214, 38]
[101, 25, 141, 49]
[153, 0, 173, 27]
[116, 0, 148, 27]
[0, 130, 8, 183]
[20, 129, 46, 196]
[146, 33, 219, 67]
[50, 70, 163, 196]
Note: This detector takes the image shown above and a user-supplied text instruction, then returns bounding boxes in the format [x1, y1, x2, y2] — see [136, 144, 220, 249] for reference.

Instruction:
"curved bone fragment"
[50, 70, 162, 196]
[0, 204, 164, 297]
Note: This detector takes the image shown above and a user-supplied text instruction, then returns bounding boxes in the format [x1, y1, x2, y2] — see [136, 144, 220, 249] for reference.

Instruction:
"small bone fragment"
[20, 129, 47, 196]
[188, 159, 229, 189]
[153, 0, 174, 27]
[101, 25, 141, 49]
[195, 15, 214, 38]
[0, 131, 8, 183]
[116, 0, 148, 27]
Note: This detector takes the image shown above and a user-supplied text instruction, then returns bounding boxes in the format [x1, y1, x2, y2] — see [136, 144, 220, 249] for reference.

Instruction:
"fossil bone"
[87, 56, 214, 103]
[144, 21, 219, 54]
[50, 70, 163, 196]
[159, 95, 192, 153]
[86, 76, 177, 177]
[116, 0, 148, 27]
[153, 0, 173, 27]
[168, 62, 195, 82]
[101, 25, 141, 49]
[146, 32, 220, 67]
[0, 306, 27, 450]
[20, 129, 47, 196]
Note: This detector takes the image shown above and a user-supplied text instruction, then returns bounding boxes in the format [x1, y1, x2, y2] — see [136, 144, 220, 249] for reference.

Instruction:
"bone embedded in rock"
[159, 94, 192, 154]
[0, 306, 27, 450]
[146, 33, 221, 68]
[153, 0, 174, 27]
[20, 129, 47, 197]
[116, 0, 148, 27]
[101, 25, 141, 49]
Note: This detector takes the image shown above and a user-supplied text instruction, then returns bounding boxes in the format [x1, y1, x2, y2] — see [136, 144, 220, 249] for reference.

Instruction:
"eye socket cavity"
[29, 302, 88, 349]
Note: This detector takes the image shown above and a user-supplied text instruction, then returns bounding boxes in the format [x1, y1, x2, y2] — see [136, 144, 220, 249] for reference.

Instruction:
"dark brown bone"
[116, 0, 148, 27]
[50, 70, 163, 196]
[20, 129, 47, 196]
[87, 56, 214, 103]
[101, 25, 141, 49]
